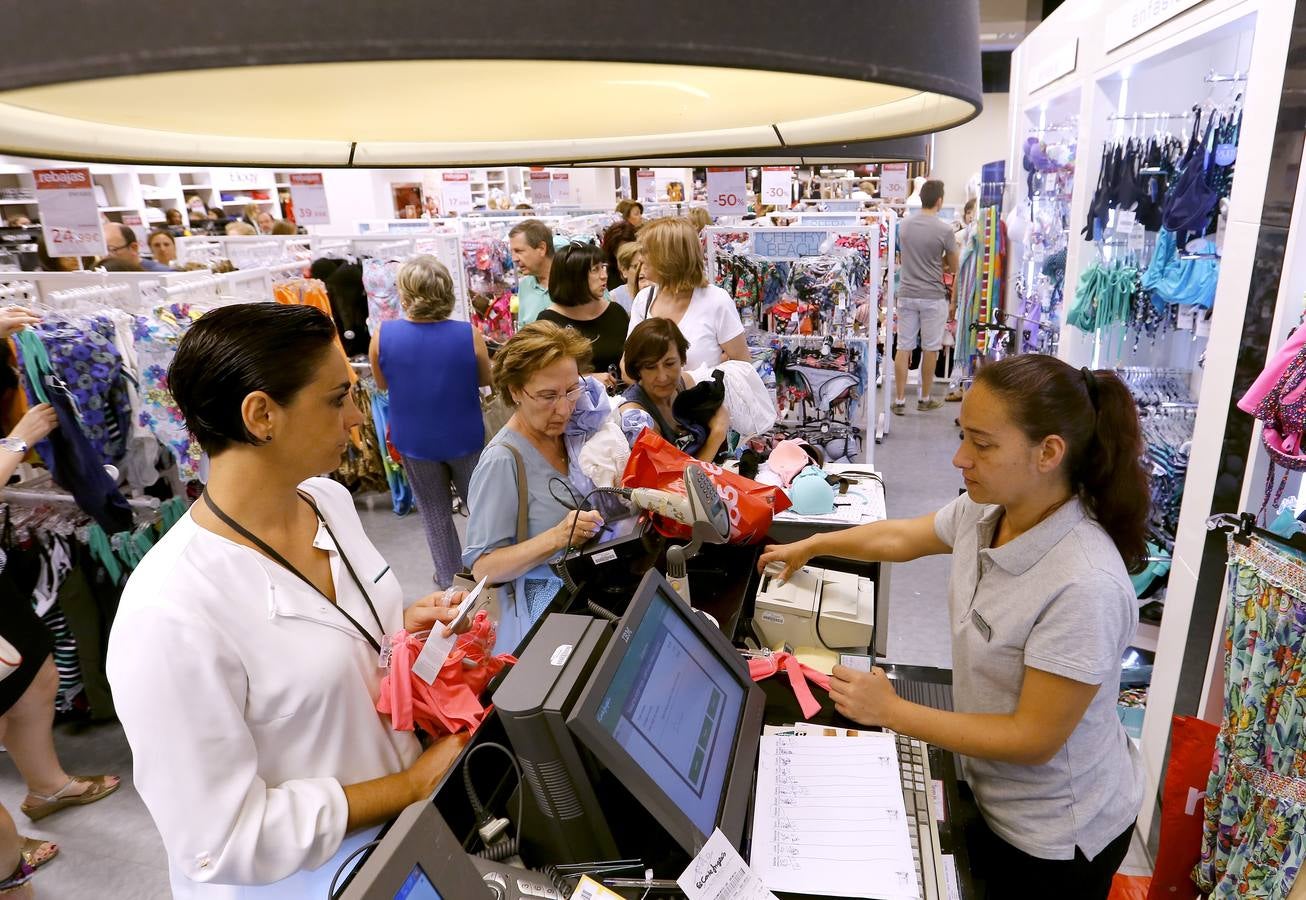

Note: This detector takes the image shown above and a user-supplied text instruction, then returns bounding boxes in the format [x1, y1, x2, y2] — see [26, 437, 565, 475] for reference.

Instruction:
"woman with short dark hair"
[535, 242, 629, 390]
[619, 317, 728, 462]
[107, 303, 471, 898]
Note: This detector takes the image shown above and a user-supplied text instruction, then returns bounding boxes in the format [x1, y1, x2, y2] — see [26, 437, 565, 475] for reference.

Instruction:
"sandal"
[19, 837, 57, 871]
[21, 775, 120, 822]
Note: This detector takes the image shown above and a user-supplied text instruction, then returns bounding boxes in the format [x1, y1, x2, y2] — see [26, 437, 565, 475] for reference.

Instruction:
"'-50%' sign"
[707, 167, 748, 217]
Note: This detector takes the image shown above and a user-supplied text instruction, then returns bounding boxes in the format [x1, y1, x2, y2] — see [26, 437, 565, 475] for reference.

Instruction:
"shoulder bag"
[451, 443, 528, 625]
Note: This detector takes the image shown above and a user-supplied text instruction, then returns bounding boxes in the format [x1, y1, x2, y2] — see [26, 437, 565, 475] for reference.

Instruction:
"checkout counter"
[336, 464, 982, 900]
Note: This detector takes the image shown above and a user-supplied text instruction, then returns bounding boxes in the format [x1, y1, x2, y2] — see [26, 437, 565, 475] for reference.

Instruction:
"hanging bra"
[1161, 111, 1219, 248]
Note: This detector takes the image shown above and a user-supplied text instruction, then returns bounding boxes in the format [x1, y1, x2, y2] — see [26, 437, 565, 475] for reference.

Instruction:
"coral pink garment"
[377, 612, 516, 738]
[748, 651, 831, 720]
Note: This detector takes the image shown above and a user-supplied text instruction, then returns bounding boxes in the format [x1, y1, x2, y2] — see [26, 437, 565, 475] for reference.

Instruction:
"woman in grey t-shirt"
[760, 354, 1148, 899]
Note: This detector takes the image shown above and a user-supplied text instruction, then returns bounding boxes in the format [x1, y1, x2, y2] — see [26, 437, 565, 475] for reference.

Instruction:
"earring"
[263, 434, 273, 444]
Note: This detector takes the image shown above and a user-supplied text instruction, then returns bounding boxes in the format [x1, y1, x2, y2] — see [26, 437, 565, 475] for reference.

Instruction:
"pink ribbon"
[747, 651, 831, 720]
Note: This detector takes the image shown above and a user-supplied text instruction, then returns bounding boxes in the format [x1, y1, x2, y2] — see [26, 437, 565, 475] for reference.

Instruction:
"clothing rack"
[3, 486, 160, 511]
[1106, 112, 1192, 122]
[1207, 512, 1306, 552]
[1204, 69, 1248, 83]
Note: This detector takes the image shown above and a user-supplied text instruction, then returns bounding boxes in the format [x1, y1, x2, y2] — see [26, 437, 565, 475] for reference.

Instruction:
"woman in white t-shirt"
[625, 217, 749, 371]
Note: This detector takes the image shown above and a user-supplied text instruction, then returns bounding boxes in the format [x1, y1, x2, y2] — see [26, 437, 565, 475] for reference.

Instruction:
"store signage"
[34, 167, 106, 258]
[551, 172, 572, 205]
[288, 173, 331, 225]
[880, 164, 909, 201]
[707, 167, 748, 217]
[441, 172, 473, 215]
[760, 167, 794, 206]
[214, 168, 263, 190]
[636, 169, 656, 200]
[1028, 39, 1078, 91]
[1104, 0, 1205, 51]
[529, 170, 553, 204]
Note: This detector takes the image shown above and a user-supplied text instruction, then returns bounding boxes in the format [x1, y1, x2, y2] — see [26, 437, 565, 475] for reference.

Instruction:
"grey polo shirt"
[933, 494, 1144, 860]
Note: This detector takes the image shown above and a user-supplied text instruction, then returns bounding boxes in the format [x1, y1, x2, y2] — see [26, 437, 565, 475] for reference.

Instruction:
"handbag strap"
[505, 444, 528, 544]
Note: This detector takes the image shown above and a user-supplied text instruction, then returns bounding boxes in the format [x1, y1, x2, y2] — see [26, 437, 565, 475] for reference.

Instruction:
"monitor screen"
[592, 514, 638, 546]
[394, 864, 443, 900]
[589, 585, 746, 836]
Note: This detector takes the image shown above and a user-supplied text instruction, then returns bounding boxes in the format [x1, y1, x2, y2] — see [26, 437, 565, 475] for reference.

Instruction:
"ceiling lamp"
[568, 135, 929, 167]
[0, 1, 981, 167]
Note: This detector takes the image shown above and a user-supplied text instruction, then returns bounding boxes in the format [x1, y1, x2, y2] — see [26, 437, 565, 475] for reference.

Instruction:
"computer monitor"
[336, 797, 493, 899]
[567, 568, 766, 854]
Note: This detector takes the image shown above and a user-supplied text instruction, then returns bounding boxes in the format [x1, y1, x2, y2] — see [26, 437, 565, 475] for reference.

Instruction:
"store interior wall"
[929, 91, 1010, 201]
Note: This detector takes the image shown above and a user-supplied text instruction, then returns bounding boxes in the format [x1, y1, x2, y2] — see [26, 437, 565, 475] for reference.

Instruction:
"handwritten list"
[751, 734, 919, 899]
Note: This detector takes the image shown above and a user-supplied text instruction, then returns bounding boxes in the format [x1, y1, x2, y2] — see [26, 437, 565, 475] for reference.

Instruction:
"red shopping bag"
[1146, 715, 1219, 900]
[1111, 875, 1151, 900]
[622, 428, 791, 543]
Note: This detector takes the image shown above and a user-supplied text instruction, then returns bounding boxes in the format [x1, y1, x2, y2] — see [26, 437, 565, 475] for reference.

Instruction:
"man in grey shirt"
[895, 180, 959, 414]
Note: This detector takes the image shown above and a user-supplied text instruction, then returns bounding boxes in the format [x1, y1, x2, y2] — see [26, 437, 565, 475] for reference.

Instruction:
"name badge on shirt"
[966, 609, 993, 642]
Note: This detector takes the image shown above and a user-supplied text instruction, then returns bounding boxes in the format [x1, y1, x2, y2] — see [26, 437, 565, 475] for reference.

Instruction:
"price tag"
[34, 168, 107, 258]
[1115, 209, 1136, 232]
[551, 172, 572, 205]
[880, 163, 909, 201]
[1044, 172, 1058, 192]
[441, 172, 473, 214]
[1195, 311, 1212, 338]
[760, 166, 793, 206]
[1176, 305, 1197, 331]
[529, 170, 553, 204]
[636, 169, 656, 201]
[288, 173, 331, 225]
[707, 167, 748, 217]
[1128, 224, 1146, 253]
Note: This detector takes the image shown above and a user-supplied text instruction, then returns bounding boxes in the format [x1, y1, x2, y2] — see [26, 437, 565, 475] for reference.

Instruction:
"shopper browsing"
[106, 304, 472, 898]
[509, 219, 558, 326]
[626, 217, 749, 370]
[893, 179, 958, 414]
[102, 222, 170, 272]
[619, 317, 729, 462]
[601, 219, 639, 291]
[463, 322, 606, 654]
[759, 355, 1146, 900]
[535, 243, 630, 389]
[147, 229, 177, 267]
[371, 255, 492, 590]
[610, 241, 642, 313]
[615, 198, 644, 229]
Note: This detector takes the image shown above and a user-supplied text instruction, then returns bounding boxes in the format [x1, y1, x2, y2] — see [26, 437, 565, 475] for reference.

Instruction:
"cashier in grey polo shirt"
[760, 354, 1147, 900]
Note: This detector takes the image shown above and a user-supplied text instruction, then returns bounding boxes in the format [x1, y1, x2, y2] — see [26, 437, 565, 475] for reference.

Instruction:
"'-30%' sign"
[760, 167, 793, 206]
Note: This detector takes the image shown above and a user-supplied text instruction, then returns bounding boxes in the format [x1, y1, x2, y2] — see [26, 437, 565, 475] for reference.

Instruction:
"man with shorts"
[894, 179, 959, 414]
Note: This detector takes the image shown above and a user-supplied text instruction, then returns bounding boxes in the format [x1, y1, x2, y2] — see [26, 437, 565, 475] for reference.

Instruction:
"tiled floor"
[0, 388, 1151, 896]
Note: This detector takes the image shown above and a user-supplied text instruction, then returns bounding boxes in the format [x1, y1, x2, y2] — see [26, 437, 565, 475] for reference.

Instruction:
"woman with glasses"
[535, 242, 629, 390]
[463, 322, 606, 653]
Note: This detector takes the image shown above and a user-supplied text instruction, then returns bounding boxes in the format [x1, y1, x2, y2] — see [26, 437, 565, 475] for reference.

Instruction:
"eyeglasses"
[106, 244, 129, 253]
[521, 384, 585, 406]
[590, 263, 608, 273]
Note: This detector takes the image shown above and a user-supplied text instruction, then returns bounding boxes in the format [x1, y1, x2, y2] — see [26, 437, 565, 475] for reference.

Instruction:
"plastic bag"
[376, 611, 517, 738]
[622, 428, 791, 543]
[1110, 874, 1151, 900]
[1146, 715, 1218, 900]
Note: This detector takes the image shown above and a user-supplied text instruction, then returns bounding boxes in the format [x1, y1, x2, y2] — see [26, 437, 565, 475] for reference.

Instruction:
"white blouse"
[107, 478, 421, 898]
[628, 284, 745, 370]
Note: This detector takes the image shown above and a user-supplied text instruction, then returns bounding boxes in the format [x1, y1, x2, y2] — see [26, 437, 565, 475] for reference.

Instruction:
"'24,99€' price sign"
[707, 167, 748, 217]
[34, 168, 107, 258]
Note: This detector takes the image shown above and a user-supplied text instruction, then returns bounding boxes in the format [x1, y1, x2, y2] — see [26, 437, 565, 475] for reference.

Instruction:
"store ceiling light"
[0, 1, 982, 167]
[567, 135, 929, 167]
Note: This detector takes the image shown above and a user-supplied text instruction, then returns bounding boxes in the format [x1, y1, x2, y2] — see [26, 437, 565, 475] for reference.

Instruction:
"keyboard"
[896, 733, 947, 900]
[891, 677, 954, 712]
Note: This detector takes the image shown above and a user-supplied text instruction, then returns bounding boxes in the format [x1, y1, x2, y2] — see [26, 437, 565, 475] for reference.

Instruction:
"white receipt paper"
[677, 827, 776, 900]
[410, 579, 485, 685]
[751, 733, 918, 899]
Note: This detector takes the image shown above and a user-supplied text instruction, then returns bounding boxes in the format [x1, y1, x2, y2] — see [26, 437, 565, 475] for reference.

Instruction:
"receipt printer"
[754, 566, 874, 651]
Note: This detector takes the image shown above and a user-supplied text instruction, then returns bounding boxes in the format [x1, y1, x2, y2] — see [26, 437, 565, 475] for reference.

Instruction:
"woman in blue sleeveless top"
[370, 256, 492, 588]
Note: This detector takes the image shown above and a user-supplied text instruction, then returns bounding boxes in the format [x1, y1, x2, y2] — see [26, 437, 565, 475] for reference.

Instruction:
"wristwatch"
[0, 437, 29, 455]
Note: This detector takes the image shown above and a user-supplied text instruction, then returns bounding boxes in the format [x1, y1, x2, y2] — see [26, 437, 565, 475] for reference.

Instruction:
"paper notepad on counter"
[750, 733, 918, 899]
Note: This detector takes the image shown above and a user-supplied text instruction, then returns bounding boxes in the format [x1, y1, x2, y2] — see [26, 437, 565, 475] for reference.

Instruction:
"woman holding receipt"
[106, 304, 473, 898]
[759, 354, 1147, 900]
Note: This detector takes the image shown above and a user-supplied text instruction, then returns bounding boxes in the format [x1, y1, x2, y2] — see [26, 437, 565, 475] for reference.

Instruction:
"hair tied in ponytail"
[1080, 367, 1100, 410]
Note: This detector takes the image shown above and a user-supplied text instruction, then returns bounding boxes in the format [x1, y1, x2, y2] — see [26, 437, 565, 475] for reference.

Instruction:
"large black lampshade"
[0, 1, 981, 166]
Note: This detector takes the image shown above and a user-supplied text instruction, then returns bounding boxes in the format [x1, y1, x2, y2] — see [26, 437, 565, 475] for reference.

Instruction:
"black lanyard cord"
[202, 491, 385, 654]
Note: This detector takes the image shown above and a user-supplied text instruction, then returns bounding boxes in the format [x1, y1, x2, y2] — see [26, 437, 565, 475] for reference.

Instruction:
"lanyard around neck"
[202, 491, 385, 654]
